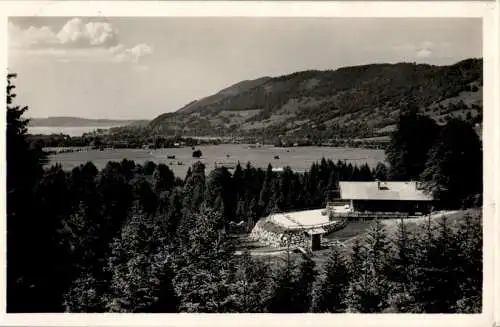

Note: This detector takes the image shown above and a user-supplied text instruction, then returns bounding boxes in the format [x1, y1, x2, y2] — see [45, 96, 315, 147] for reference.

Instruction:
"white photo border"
[0, 2, 498, 327]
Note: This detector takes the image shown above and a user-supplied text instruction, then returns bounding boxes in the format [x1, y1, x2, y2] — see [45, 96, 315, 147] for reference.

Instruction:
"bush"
[192, 149, 202, 158]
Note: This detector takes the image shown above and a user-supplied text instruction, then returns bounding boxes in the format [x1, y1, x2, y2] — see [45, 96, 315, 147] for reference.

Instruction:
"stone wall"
[250, 216, 349, 249]
[249, 218, 312, 249]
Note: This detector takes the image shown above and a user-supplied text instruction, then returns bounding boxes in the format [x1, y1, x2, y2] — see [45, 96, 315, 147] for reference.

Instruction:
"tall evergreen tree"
[6, 73, 62, 312]
[266, 254, 298, 313]
[258, 164, 274, 216]
[230, 251, 271, 312]
[182, 162, 206, 213]
[386, 103, 440, 181]
[373, 162, 388, 181]
[293, 258, 318, 312]
[313, 245, 349, 312]
[410, 215, 460, 312]
[346, 221, 391, 312]
[173, 208, 235, 312]
[206, 167, 235, 226]
[104, 206, 179, 312]
[454, 211, 482, 313]
[420, 118, 482, 209]
[152, 163, 175, 195]
[387, 218, 416, 312]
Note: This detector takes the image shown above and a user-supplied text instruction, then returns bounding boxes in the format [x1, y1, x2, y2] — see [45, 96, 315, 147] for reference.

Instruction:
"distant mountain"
[150, 58, 482, 141]
[176, 77, 272, 114]
[29, 117, 150, 127]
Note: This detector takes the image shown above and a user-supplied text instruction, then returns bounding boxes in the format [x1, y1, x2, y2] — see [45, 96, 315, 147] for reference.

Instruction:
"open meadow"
[47, 144, 386, 178]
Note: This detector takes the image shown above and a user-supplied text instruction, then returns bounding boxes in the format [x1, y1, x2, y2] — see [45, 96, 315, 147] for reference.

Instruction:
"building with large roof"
[249, 180, 434, 252]
[338, 180, 434, 215]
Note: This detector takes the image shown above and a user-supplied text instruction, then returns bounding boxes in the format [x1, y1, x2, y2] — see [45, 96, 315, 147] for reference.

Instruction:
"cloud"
[391, 40, 446, 60]
[416, 47, 432, 58]
[8, 18, 152, 66]
[110, 43, 153, 64]
[57, 18, 118, 47]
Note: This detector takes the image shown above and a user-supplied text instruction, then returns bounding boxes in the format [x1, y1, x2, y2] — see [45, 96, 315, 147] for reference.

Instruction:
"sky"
[8, 17, 482, 120]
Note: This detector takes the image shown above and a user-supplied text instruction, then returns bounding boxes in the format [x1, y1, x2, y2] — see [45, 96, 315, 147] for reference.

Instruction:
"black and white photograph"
[3, 1, 497, 322]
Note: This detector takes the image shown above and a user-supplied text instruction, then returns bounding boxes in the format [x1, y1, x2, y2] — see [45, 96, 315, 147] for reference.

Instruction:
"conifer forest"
[7, 73, 482, 313]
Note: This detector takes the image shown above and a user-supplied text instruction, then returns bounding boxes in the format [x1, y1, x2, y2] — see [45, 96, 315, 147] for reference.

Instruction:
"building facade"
[339, 181, 434, 215]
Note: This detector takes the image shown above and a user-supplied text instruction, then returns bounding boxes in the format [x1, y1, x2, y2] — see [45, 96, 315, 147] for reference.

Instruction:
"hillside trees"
[409, 216, 463, 312]
[6, 71, 482, 313]
[293, 258, 318, 312]
[386, 104, 440, 181]
[454, 213, 482, 312]
[345, 220, 392, 312]
[230, 252, 272, 312]
[5, 146, 482, 313]
[373, 162, 388, 181]
[152, 163, 176, 195]
[312, 245, 350, 312]
[206, 167, 236, 227]
[173, 208, 235, 312]
[149, 59, 482, 141]
[420, 119, 482, 209]
[104, 206, 178, 312]
[266, 255, 298, 313]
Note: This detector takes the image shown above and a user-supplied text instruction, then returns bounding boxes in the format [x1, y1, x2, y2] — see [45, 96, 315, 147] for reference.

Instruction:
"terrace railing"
[279, 220, 343, 232]
[326, 200, 350, 207]
[329, 211, 411, 220]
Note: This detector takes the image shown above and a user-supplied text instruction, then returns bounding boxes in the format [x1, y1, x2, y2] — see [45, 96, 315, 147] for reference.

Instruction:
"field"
[47, 144, 386, 178]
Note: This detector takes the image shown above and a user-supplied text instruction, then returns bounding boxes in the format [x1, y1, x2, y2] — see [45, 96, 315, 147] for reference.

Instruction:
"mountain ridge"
[150, 58, 483, 141]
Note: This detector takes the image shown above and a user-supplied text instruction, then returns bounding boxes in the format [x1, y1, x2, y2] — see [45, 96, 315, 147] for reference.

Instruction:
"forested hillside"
[150, 58, 482, 141]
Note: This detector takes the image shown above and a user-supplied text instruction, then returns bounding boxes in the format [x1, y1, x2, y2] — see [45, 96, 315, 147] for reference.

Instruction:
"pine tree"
[164, 187, 184, 237]
[6, 73, 63, 312]
[410, 215, 461, 312]
[258, 164, 274, 216]
[373, 162, 388, 181]
[454, 212, 482, 312]
[173, 208, 235, 312]
[104, 205, 179, 312]
[346, 221, 392, 312]
[312, 245, 349, 312]
[206, 167, 235, 226]
[420, 119, 482, 209]
[387, 218, 416, 312]
[132, 176, 158, 215]
[152, 163, 175, 195]
[230, 251, 271, 312]
[63, 272, 105, 312]
[182, 162, 206, 213]
[293, 258, 318, 312]
[266, 254, 298, 313]
[386, 105, 440, 180]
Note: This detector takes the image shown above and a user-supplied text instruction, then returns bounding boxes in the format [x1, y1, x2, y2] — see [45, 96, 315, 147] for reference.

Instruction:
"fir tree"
[293, 258, 318, 312]
[420, 119, 482, 209]
[230, 251, 271, 312]
[346, 221, 392, 312]
[312, 245, 349, 312]
[386, 104, 440, 180]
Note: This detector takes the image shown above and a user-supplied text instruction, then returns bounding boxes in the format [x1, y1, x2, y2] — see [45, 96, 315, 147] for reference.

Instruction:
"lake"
[47, 144, 387, 179]
[29, 126, 116, 136]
